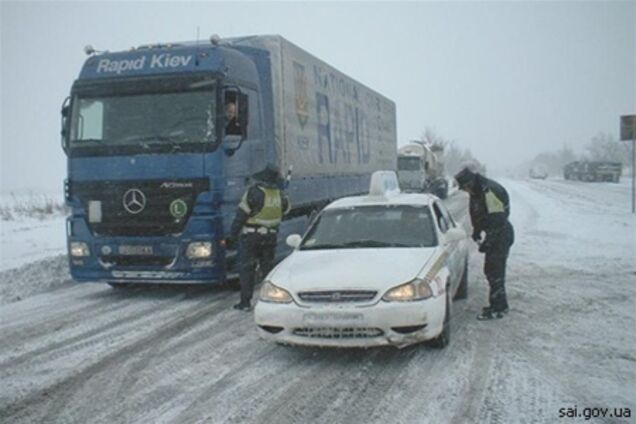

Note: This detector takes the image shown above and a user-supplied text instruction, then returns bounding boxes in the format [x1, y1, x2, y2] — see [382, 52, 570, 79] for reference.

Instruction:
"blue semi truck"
[61, 35, 397, 285]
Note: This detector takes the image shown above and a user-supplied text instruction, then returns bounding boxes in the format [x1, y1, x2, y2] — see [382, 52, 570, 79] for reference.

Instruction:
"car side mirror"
[286, 234, 302, 248]
[444, 228, 466, 244]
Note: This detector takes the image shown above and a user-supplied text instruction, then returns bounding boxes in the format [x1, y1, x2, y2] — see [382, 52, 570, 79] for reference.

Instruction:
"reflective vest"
[485, 189, 505, 214]
[242, 186, 283, 228]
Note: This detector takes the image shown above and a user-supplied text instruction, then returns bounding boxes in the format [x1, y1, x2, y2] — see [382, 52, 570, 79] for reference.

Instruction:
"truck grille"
[100, 255, 175, 267]
[70, 178, 209, 237]
[297, 290, 377, 303]
[293, 327, 384, 339]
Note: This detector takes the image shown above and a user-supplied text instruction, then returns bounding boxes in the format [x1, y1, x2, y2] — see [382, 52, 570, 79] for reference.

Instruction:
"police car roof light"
[369, 171, 401, 198]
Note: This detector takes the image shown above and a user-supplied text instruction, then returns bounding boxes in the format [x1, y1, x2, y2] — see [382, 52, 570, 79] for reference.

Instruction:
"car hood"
[269, 247, 439, 293]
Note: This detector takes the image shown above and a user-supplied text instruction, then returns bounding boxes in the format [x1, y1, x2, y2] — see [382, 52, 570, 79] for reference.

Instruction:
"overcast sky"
[1, 0, 634, 192]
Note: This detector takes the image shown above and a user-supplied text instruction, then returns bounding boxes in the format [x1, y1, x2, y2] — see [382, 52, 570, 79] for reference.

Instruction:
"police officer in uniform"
[229, 164, 290, 311]
[455, 167, 514, 320]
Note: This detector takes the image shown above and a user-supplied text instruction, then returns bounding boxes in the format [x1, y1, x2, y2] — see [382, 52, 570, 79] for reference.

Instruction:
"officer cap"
[253, 163, 281, 184]
[454, 167, 477, 189]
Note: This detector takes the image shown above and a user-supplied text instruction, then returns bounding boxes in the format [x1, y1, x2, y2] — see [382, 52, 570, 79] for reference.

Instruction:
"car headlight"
[186, 242, 213, 259]
[70, 241, 90, 257]
[383, 278, 434, 302]
[259, 281, 293, 303]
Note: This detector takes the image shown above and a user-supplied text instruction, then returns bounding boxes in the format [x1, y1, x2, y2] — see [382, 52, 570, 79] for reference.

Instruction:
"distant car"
[529, 165, 548, 179]
[254, 171, 469, 349]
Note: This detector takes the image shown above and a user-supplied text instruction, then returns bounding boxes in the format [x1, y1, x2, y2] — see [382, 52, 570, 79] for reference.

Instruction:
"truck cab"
[62, 41, 277, 284]
[397, 143, 447, 198]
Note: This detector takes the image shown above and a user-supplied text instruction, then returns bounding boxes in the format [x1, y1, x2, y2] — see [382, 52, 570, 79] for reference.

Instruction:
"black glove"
[472, 230, 482, 243]
[478, 241, 490, 253]
[225, 237, 236, 250]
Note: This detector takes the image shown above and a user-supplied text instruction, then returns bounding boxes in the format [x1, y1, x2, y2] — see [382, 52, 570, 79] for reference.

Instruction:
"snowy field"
[0, 178, 634, 423]
[0, 192, 67, 271]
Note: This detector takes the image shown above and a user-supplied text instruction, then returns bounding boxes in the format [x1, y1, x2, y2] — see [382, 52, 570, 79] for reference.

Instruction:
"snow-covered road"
[1, 178, 634, 423]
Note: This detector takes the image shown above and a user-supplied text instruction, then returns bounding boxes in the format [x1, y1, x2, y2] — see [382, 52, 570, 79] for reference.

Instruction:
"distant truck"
[60, 34, 397, 285]
[529, 164, 548, 179]
[563, 161, 622, 183]
[397, 143, 448, 198]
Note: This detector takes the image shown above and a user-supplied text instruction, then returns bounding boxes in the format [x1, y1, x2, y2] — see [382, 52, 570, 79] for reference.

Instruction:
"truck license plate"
[118, 245, 153, 255]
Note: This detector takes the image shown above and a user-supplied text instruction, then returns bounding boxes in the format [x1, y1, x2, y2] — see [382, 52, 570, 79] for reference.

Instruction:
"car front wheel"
[454, 260, 468, 300]
[428, 291, 450, 349]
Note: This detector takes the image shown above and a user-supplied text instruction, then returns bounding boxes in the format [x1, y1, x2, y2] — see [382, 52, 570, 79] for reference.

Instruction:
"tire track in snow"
[0, 297, 180, 370]
[251, 347, 416, 424]
[1, 294, 231, 423]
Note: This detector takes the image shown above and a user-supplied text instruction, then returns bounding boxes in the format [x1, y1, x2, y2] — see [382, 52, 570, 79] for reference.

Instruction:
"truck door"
[222, 87, 265, 235]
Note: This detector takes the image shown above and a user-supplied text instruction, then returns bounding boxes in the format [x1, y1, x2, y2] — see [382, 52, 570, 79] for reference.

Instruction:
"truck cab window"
[72, 99, 104, 141]
[224, 91, 248, 138]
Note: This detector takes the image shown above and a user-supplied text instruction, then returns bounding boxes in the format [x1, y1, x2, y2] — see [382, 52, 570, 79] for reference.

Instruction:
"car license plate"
[303, 311, 364, 325]
[118, 245, 153, 255]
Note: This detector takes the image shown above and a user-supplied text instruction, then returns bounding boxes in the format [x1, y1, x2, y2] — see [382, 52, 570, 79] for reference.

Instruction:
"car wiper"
[299, 243, 346, 250]
[341, 240, 397, 248]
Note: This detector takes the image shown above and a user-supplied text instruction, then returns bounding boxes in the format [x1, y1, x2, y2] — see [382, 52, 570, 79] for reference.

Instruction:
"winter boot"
[477, 307, 505, 320]
[233, 302, 252, 311]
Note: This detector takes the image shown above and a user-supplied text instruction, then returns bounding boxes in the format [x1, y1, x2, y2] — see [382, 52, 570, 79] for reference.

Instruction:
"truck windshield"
[300, 205, 437, 250]
[69, 78, 217, 154]
[398, 157, 420, 171]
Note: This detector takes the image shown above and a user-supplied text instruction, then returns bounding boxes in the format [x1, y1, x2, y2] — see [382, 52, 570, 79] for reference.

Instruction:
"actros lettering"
[96, 54, 193, 74]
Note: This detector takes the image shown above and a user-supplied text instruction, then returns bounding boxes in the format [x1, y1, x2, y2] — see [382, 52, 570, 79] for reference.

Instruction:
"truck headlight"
[259, 281, 293, 303]
[186, 242, 213, 259]
[70, 241, 90, 257]
[383, 278, 433, 302]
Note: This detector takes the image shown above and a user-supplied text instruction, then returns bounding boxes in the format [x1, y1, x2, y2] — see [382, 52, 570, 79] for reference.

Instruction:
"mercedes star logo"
[123, 188, 147, 214]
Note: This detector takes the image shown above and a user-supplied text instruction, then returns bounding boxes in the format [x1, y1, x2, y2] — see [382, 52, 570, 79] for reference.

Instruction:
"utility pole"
[620, 115, 636, 213]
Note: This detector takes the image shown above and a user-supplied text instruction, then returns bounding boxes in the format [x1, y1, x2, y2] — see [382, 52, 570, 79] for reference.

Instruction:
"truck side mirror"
[60, 96, 71, 153]
[222, 134, 243, 156]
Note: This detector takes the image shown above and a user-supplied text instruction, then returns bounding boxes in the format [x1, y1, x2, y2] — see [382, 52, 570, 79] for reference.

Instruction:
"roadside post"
[620, 115, 636, 213]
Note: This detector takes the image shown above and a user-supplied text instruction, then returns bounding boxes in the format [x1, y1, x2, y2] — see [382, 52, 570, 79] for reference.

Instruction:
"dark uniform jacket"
[469, 175, 514, 253]
[225, 117, 244, 136]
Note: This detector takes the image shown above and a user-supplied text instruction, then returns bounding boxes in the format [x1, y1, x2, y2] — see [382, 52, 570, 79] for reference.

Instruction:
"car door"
[432, 201, 462, 291]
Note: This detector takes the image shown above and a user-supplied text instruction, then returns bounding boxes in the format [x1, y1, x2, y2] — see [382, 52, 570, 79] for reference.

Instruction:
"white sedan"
[254, 172, 469, 348]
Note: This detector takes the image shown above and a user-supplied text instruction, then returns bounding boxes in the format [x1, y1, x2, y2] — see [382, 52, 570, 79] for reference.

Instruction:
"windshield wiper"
[123, 134, 188, 151]
[71, 138, 107, 144]
[341, 240, 405, 248]
[299, 243, 346, 251]
[126, 134, 181, 143]
[300, 240, 412, 250]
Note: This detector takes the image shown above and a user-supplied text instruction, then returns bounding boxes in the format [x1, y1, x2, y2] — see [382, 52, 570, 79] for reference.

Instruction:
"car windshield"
[398, 157, 420, 171]
[300, 205, 438, 250]
[70, 79, 217, 151]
